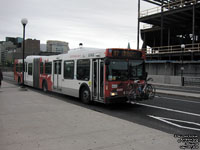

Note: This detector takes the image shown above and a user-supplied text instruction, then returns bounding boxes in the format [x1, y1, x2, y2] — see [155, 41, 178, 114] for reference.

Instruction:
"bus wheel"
[42, 81, 48, 92]
[18, 77, 21, 85]
[81, 87, 91, 104]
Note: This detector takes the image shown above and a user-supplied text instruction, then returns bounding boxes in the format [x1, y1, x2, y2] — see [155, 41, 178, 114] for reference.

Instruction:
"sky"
[0, 0, 153, 49]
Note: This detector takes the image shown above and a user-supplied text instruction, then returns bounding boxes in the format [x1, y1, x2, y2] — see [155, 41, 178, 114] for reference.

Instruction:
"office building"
[47, 40, 69, 54]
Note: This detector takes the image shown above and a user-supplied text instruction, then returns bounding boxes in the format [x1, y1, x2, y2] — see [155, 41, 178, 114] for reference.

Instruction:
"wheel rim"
[83, 90, 89, 101]
[81, 88, 91, 104]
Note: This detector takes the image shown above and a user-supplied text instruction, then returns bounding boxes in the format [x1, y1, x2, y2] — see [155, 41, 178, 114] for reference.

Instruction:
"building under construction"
[138, 0, 200, 85]
[139, 0, 200, 60]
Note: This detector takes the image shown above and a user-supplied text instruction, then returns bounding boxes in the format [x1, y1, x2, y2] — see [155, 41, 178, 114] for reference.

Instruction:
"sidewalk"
[156, 89, 200, 98]
[0, 81, 179, 150]
[153, 83, 200, 98]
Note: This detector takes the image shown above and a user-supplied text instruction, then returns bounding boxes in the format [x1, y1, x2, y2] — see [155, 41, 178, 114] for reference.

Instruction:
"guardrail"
[140, 0, 198, 18]
[184, 76, 200, 87]
[142, 24, 153, 29]
[146, 43, 200, 54]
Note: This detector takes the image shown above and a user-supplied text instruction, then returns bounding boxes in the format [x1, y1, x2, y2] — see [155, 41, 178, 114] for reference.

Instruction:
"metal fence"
[146, 43, 200, 54]
[184, 76, 200, 87]
[140, 0, 199, 18]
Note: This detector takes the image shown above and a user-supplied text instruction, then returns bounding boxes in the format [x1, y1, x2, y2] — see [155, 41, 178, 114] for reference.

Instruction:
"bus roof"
[19, 47, 143, 63]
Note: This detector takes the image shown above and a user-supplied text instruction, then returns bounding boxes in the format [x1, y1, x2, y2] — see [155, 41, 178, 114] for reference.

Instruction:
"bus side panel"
[33, 58, 40, 88]
[62, 80, 80, 98]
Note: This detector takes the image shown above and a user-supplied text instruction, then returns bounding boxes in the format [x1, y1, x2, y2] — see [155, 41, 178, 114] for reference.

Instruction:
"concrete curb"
[156, 89, 200, 99]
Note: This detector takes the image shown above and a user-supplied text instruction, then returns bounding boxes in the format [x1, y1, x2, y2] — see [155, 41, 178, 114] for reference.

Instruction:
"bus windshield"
[129, 60, 144, 80]
[106, 59, 144, 81]
[107, 59, 129, 81]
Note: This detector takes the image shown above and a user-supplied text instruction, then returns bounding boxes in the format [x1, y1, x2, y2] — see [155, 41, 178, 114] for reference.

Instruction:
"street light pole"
[181, 44, 185, 86]
[137, 0, 140, 50]
[21, 18, 28, 88]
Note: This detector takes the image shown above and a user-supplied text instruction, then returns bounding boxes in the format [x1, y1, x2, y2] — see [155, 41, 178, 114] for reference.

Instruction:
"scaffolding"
[138, 0, 200, 60]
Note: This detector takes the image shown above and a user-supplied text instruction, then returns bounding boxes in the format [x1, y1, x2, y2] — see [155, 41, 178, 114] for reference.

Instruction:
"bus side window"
[16, 63, 23, 72]
[28, 63, 32, 75]
[25, 63, 27, 72]
[16, 64, 19, 72]
[45, 62, 52, 74]
[40, 62, 43, 74]
[20, 64, 23, 72]
[64, 60, 74, 79]
[77, 59, 90, 81]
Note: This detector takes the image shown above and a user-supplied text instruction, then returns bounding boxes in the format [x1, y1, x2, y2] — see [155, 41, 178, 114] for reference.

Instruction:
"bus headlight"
[110, 92, 117, 96]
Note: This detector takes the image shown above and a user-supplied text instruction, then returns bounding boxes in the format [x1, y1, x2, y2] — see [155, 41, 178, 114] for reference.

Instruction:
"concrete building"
[0, 38, 40, 65]
[0, 37, 23, 65]
[0, 41, 17, 64]
[0, 41, 3, 64]
[24, 39, 40, 54]
[137, 0, 200, 86]
[11, 39, 40, 61]
[6, 37, 22, 48]
[40, 44, 46, 52]
[47, 40, 69, 54]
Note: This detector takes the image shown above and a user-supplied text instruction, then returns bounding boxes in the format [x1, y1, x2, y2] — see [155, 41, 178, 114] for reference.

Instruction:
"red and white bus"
[14, 47, 147, 104]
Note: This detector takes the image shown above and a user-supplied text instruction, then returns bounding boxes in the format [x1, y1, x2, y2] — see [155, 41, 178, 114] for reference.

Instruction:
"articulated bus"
[14, 47, 147, 104]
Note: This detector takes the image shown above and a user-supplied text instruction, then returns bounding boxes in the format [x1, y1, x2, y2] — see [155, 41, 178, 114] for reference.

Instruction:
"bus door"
[92, 59, 104, 102]
[33, 58, 40, 88]
[53, 60, 62, 90]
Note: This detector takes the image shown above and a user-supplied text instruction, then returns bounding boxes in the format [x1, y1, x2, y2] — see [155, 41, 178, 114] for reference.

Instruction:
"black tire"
[18, 77, 21, 85]
[42, 81, 48, 92]
[81, 87, 91, 104]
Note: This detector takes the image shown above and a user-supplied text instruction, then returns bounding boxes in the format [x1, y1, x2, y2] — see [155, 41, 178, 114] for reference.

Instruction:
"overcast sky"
[0, 0, 153, 49]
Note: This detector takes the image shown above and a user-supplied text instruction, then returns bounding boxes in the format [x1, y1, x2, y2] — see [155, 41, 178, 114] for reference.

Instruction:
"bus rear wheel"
[81, 87, 91, 104]
[42, 81, 48, 92]
[18, 77, 21, 85]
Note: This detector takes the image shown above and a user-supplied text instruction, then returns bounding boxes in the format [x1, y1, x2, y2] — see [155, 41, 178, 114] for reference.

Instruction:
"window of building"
[64, 60, 74, 79]
[28, 63, 32, 75]
[77, 59, 90, 81]
[40, 62, 43, 74]
[45, 62, 52, 74]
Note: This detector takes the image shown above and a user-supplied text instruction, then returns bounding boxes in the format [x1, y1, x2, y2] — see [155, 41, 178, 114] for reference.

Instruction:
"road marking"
[133, 102, 200, 117]
[156, 96, 200, 104]
[149, 115, 200, 131]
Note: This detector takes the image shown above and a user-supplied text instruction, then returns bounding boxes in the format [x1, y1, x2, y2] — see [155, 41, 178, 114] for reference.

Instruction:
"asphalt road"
[4, 75, 200, 141]
[84, 94, 200, 137]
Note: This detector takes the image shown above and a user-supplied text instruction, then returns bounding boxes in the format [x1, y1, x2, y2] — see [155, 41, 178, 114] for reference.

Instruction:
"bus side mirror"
[105, 59, 110, 65]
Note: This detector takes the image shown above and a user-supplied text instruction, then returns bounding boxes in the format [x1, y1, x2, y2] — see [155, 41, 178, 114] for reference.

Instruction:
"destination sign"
[111, 49, 142, 59]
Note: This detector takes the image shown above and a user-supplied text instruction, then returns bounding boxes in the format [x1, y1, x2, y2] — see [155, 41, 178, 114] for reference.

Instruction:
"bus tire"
[81, 87, 91, 104]
[42, 81, 48, 92]
[18, 77, 21, 85]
